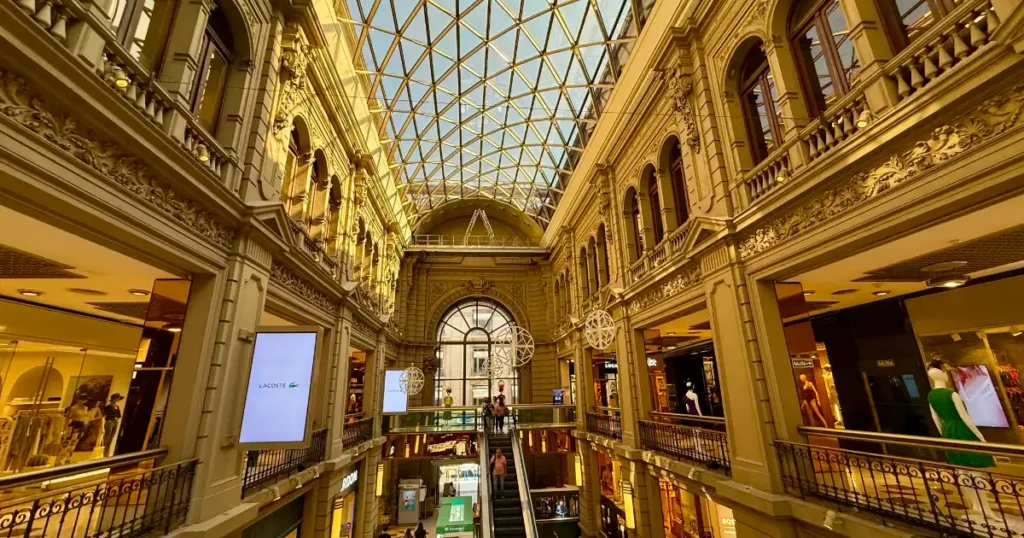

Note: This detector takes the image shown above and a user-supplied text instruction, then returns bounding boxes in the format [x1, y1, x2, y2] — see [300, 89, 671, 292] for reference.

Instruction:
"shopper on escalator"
[494, 399, 507, 433]
[490, 448, 508, 492]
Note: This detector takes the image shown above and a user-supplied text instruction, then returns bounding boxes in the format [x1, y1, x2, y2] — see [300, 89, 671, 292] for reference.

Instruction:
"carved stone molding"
[739, 82, 1024, 259]
[462, 277, 494, 293]
[270, 260, 340, 313]
[352, 315, 375, 338]
[0, 67, 235, 248]
[273, 44, 312, 135]
[663, 69, 700, 152]
[626, 266, 702, 315]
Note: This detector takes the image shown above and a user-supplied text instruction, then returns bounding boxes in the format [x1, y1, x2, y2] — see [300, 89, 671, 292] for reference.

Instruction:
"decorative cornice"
[352, 315, 375, 338]
[0, 67, 235, 248]
[739, 82, 1024, 259]
[270, 260, 340, 313]
[626, 265, 702, 315]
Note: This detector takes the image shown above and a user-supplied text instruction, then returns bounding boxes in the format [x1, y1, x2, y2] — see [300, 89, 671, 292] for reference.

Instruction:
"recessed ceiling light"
[803, 290, 815, 296]
[165, 324, 182, 333]
[129, 289, 150, 296]
[872, 290, 891, 297]
[17, 289, 43, 297]
[831, 289, 858, 295]
[667, 332, 676, 336]
[1014, 331, 1023, 337]
[926, 275, 969, 288]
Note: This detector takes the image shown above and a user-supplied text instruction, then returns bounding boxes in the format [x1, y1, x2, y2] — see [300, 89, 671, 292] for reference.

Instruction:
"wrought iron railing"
[776, 428, 1024, 538]
[585, 411, 622, 440]
[532, 488, 580, 522]
[638, 419, 730, 474]
[242, 428, 327, 498]
[342, 417, 374, 447]
[0, 457, 196, 538]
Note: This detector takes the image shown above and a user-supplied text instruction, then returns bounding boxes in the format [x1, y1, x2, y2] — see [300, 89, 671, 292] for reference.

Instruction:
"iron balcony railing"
[342, 417, 374, 447]
[776, 427, 1024, 538]
[638, 419, 731, 474]
[242, 428, 327, 498]
[0, 451, 196, 538]
[585, 411, 622, 440]
[386, 405, 578, 433]
[532, 487, 580, 523]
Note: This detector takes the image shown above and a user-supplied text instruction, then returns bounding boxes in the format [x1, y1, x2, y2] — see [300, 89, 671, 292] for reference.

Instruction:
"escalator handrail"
[509, 427, 539, 538]
[479, 430, 494, 538]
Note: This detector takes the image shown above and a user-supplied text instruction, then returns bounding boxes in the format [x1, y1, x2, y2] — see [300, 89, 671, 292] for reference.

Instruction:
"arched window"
[647, 172, 665, 244]
[877, 0, 959, 51]
[588, 237, 600, 293]
[281, 128, 302, 213]
[109, 0, 177, 73]
[305, 154, 324, 232]
[739, 45, 784, 164]
[579, 247, 591, 298]
[190, 3, 234, 134]
[790, 0, 861, 116]
[597, 224, 610, 286]
[623, 188, 644, 262]
[664, 138, 689, 227]
[554, 279, 562, 320]
[435, 298, 518, 405]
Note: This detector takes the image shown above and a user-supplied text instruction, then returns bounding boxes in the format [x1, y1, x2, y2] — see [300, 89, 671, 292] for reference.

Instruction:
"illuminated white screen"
[382, 370, 408, 414]
[239, 331, 317, 444]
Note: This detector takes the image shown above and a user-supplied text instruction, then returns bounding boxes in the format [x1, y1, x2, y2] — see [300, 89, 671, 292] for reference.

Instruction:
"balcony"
[405, 235, 546, 256]
[342, 416, 374, 446]
[242, 428, 327, 498]
[734, 0, 1001, 213]
[638, 413, 730, 474]
[585, 409, 622, 440]
[0, 449, 195, 538]
[776, 427, 1024, 537]
[385, 404, 578, 434]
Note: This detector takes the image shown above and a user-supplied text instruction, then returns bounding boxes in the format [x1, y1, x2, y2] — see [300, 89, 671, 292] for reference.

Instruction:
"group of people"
[378, 523, 427, 538]
[66, 393, 123, 456]
[481, 395, 508, 433]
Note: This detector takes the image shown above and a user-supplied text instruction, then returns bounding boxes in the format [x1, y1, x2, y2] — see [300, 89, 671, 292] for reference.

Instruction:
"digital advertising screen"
[238, 328, 320, 447]
[382, 369, 408, 414]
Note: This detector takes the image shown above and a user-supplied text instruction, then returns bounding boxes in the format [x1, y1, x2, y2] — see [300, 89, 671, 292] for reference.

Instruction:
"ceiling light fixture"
[872, 290, 890, 297]
[164, 324, 182, 333]
[17, 289, 43, 297]
[667, 332, 676, 336]
[128, 289, 150, 296]
[1012, 328, 1022, 337]
[926, 275, 969, 288]
[802, 290, 815, 296]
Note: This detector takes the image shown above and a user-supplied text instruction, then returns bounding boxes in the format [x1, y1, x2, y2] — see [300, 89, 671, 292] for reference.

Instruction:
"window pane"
[826, 1, 861, 88]
[895, 0, 936, 41]
[196, 47, 229, 134]
[800, 23, 835, 105]
[128, 0, 176, 72]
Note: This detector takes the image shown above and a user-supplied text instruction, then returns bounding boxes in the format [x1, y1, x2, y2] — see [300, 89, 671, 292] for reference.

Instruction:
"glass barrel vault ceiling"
[344, 0, 653, 228]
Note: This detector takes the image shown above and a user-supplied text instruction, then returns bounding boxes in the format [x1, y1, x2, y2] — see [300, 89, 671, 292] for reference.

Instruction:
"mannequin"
[442, 387, 454, 425]
[927, 361, 997, 519]
[684, 382, 703, 416]
[798, 374, 829, 427]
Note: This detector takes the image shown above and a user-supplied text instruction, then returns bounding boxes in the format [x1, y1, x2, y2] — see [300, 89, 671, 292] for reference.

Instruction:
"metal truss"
[342, 0, 651, 228]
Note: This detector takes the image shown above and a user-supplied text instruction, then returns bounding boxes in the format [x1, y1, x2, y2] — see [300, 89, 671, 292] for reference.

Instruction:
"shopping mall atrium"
[3, 0, 1024, 537]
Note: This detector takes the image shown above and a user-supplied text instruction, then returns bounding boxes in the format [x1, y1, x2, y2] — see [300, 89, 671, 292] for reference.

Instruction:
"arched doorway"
[434, 298, 518, 405]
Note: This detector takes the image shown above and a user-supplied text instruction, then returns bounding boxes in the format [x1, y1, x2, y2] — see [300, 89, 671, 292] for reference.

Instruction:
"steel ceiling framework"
[343, 0, 651, 228]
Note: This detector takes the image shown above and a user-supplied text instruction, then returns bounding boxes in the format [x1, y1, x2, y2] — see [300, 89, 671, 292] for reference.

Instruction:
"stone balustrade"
[802, 94, 870, 164]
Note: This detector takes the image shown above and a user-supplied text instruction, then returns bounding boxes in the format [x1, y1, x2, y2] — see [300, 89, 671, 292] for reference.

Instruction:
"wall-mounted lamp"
[855, 109, 872, 128]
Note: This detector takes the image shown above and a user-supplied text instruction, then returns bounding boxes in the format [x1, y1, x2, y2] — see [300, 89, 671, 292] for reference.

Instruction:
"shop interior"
[597, 449, 626, 538]
[329, 467, 361, 538]
[347, 348, 366, 422]
[640, 310, 723, 417]
[775, 194, 1024, 469]
[591, 353, 619, 409]
[0, 206, 192, 484]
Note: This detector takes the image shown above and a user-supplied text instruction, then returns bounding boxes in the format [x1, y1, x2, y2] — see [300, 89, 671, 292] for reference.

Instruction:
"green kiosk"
[436, 496, 475, 538]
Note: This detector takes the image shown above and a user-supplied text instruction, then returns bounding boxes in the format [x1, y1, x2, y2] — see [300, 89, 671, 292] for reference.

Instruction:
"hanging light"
[584, 309, 616, 350]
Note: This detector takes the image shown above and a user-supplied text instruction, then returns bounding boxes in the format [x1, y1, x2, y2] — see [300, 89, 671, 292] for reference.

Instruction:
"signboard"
[552, 389, 564, 405]
[342, 469, 358, 492]
[791, 359, 814, 369]
[239, 327, 322, 448]
[382, 369, 408, 414]
[876, 359, 896, 368]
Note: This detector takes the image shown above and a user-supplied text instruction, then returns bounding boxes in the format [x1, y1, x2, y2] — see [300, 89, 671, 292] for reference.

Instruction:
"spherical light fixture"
[584, 309, 615, 350]
[493, 325, 535, 367]
[399, 367, 424, 395]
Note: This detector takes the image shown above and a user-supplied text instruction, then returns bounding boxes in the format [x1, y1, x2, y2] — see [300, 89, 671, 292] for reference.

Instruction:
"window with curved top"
[108, 0, 177, 73]
[790, 0, 861, 116]
[281, 129, 302, 213]
[647, 174, 665, 244]
[877, 0, 961, 51]
[435, 298, 518, 406]
[190, 5, 234, 134]
[668, 142, 689, 225]
[739, 46, 784, 164]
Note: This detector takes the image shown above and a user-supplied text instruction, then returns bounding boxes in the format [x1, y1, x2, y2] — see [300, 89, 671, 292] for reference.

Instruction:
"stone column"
[654, 171, 679, 232]
[702, 245, 792, 493]
[330, 316, 354, 457]
[610, 309, 653, 448]
[577, 442, 602, 538]
[761, 38, 812, 171]
[622, 452, 666, 538]
[635, 192, 656, 252]
[163, 237, 273, 522]
[840, 0, 900, 114]
[356, 451, 383, 538]
[157, 0, 214, 104]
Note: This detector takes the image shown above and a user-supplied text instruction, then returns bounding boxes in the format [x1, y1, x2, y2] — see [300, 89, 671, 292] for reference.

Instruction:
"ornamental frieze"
[739, 82, 1024, 259]
[0, 67, 235, 248]
[270, 260, 340, 313]
[626, 266, 702, 315]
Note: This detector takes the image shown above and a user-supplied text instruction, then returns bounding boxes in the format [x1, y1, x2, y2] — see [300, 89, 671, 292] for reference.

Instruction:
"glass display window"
[659, 479, 704, 538]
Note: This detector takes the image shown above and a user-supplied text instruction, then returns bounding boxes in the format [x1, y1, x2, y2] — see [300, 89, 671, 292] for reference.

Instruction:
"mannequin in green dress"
[927, 366, 997, 519]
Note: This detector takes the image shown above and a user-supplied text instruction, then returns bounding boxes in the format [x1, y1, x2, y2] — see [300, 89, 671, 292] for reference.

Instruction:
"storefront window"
[659, 479, 705, 538]
[593, 357, 619, 408]
[0, 278, 190, 475]
[331, 468, 360, 537]
[346, 349, 366, 421]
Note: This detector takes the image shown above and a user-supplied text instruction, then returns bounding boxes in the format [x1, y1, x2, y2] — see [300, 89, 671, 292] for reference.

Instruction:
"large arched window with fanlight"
[435, 298, 519, 406]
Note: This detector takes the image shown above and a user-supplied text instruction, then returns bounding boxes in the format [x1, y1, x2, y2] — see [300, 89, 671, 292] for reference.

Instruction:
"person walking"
[490, 448, 508, 492]
[482, 399, 494, 433]
[494, 398, 507, 433]
[414, 522, 428, 538]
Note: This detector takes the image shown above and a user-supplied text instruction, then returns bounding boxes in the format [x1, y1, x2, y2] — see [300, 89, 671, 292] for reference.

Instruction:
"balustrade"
[585, 410, 622, 440]
[803, 95, 870, 163]
[887, 0, 999, 103]
[639, 415, 730, 474]
[242, 428, 327, 498]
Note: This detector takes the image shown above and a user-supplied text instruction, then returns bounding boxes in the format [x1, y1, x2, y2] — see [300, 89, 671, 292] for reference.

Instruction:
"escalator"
[487, 429, 538, 538]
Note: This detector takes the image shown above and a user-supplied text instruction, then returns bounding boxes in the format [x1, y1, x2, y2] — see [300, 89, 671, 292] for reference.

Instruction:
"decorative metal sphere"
[493, 325, 535, 367]
[584, 309, 616, 350]
[400, 366, 425, 395]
